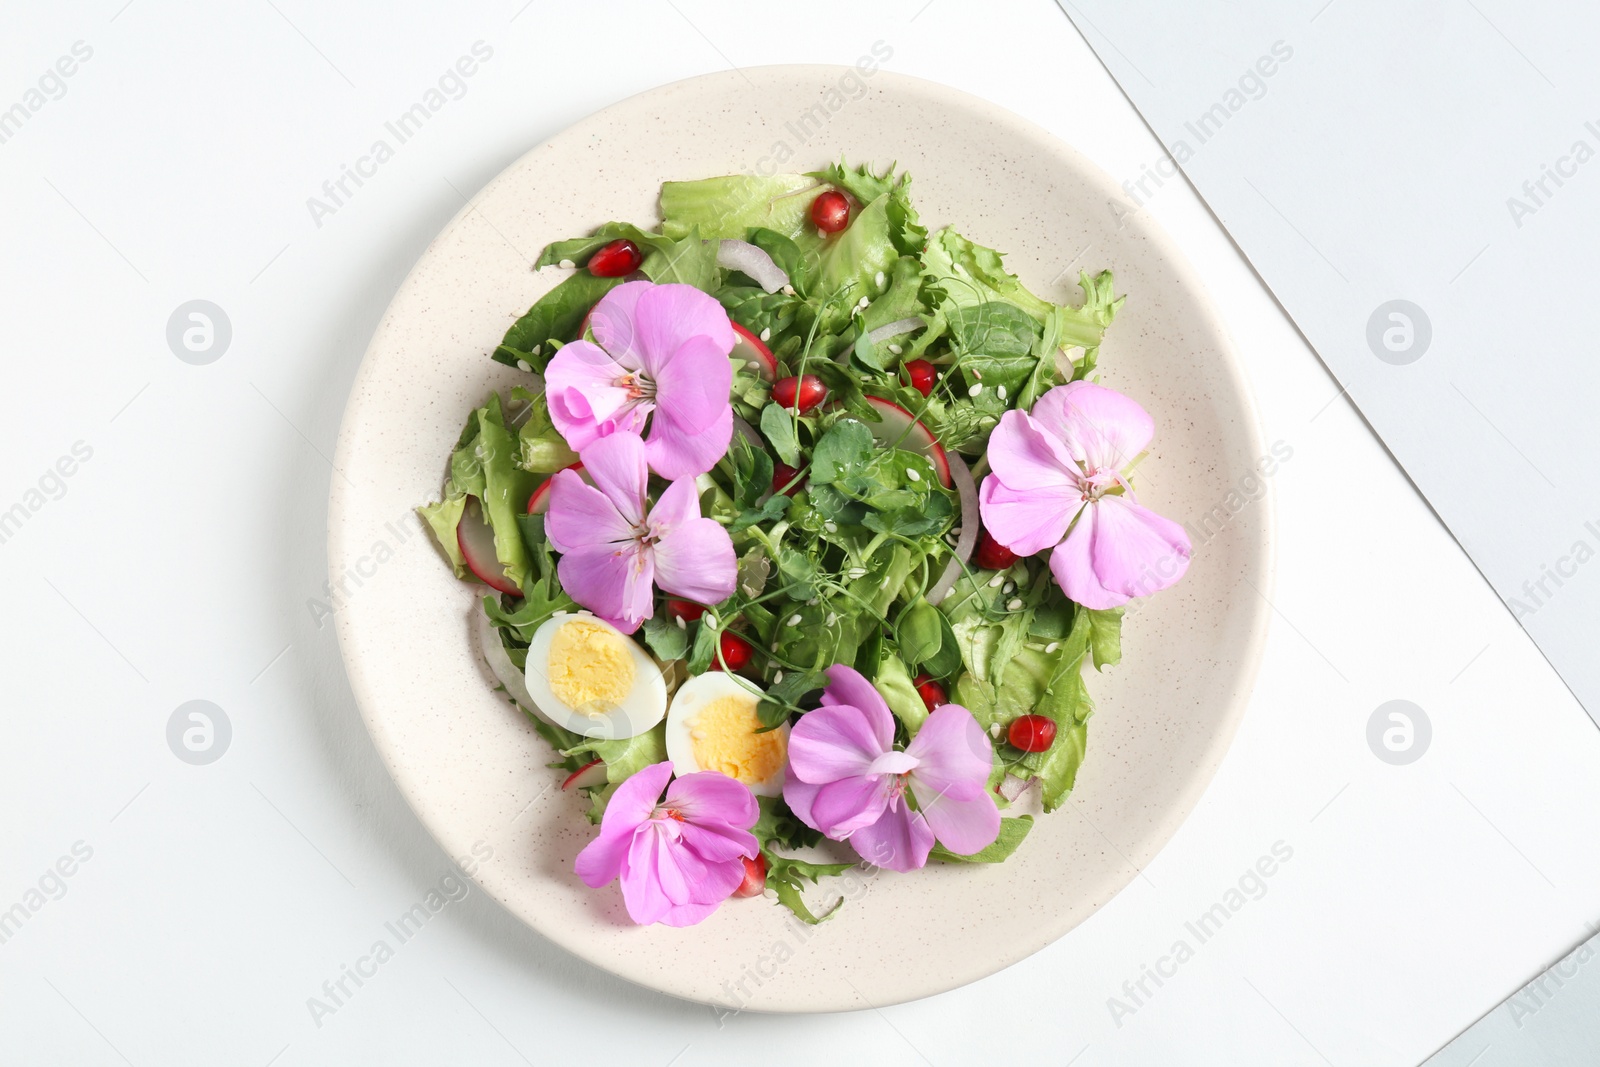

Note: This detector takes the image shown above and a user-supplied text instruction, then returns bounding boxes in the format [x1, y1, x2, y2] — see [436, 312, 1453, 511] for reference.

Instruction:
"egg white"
[522, 612, 667, 739]
[665, 672, 788, 796]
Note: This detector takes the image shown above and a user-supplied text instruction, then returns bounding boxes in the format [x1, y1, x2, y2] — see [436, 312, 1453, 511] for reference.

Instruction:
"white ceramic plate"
[330, 66, 1272, 1012]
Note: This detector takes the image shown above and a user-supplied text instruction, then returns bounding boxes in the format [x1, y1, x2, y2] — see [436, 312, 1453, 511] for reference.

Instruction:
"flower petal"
[904, 704, 993, 794]
[1031, 381, 1154, 474]
[820, 665, 896, 752]
[667, 769, 759, 834]
[653, 900, 723, 927]
[1047, 507, 1126, 610]
[810, 774, 893, 839]
[847, 804, 934, 872]
[632, 283, 735, 379]
[978, 472, 1082, 557]
[909, 780, 1001, 856]
[1088, 494, 1192, 599]
[556, 543, 654, 632]
[577, 430, 650, 527]
[588, 280, 652, 368]
[544, 473, 633, 556]
[787, 702, 891, 784]
[653, 334, 733, 435]
[782, 778, 822, 831]
[574, 762, 671, 888]
[652, 516, 736, 607]
[544, 340, 642, 451]
[645, 406, 733, 480]
[984, 409, 1084, 492]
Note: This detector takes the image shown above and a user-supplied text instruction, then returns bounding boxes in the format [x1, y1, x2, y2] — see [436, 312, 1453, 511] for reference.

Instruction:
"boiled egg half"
[523, 612, 666, 739]
[665, 672, 788, 796]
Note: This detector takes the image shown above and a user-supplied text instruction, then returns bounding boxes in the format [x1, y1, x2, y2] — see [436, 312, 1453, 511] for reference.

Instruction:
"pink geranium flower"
[978, 381, 1191, 609]
[575, 761, 759, 927]
[783, 665, 999, 872]
[544, 280, 735, 480]
[544, 430, 735, 632]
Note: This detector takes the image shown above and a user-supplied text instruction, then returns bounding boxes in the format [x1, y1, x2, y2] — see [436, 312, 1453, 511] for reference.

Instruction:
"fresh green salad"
[419, 162, 1191, 927]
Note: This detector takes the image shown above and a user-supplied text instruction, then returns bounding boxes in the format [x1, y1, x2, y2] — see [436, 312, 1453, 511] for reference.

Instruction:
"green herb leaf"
[759, 402, 802, 467]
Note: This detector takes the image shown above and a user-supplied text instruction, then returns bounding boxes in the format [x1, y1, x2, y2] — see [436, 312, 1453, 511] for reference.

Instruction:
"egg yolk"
[690, 694, 785, 785]
[546, 618, 635, 715]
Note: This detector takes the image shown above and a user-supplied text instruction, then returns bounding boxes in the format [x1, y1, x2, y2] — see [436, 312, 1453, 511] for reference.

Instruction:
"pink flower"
[783, 665, 999, 872]
[978, 381, 1191, 609]
[544, 280, 735, 480]
[545, 430, 735, 633]
[575, 761, 759, 927]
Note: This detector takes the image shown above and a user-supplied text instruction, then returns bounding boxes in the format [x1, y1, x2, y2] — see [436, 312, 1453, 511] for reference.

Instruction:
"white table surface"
[2, 1, 1595, 1064]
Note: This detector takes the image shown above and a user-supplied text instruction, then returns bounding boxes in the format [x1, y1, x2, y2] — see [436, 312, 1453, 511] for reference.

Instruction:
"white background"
[1, 1, 1595, 1065]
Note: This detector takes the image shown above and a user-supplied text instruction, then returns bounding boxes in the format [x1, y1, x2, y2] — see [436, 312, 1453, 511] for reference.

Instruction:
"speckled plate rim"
[330, 65, 1274, 1012]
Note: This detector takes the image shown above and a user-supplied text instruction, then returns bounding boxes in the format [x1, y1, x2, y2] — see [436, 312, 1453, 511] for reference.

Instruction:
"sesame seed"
[888, 343, 902, 355]
[760, 327, 771, 342]
[773, 671, 784, 684]
[705, 613, 719, 630]
[824, 521, 838, 533]
[847, 567, 867, 579]
[516, 360, 532, 373]
[968, 384, 983, 397]
[554, 610, 568, 617]
[875, 271, 886, 288]
[788, 614, 802, 626]
[532, 344, 542, 356]
[747, 360, 762, 370]
[558, 259, 575, 269]
[997, 385, 1008, 400]
[989, 723, 1002, 738]
[1007, 598, 1023, 611]
[675, 616, 686, 630]
[825, 612, 838, 626]
[691, 729, 706, 740]
[906, 469, 920, 482]
[973, 369, 983, 380]
[782, 284, 796, 296]
[806, 598, 819, 606]
[817, 227, 828, 240]
[857, 296, 870, 310]
[988, 574, 1004, 588]
[1045, 642, 1059, 654]
[1003, 582, 1016, 595]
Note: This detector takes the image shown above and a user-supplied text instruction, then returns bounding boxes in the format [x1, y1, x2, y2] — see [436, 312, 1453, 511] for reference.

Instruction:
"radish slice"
[997, 774, 1034, 803]
[926, 453, 979, 606]
[458, 497, 520, 595]
[526, 462, 586, 515]
[475, 608, 554, 725]
[717, 239, 789, 294]
[731, 414, 764, 448]
[862, 396, 951, 488]
[867, 317, 923, 345]
[731, 322, 777, 381]
[562, 759, 607, 791]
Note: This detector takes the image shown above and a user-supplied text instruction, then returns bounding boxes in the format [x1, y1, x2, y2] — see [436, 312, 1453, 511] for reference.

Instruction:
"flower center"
[617, 371, 656, 402]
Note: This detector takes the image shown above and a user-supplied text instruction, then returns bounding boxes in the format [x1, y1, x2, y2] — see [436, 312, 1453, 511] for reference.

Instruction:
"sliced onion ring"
[717, 239, 789, 294]
[926, 453, 979, 606]
[867, 317, 924, 345]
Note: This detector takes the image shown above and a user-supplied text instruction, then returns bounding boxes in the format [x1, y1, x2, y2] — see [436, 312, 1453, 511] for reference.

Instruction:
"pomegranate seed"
[772, 374, 827, 413]
[710, 631, 754, 672]
[810, 190, 850, 234]
[903, 359, 937, 397]
[735, 854, 767, 897]
[665, 599, 706, 622]
[771, 461, 806, 496]
[975, 529, 1019, 570]
[1008, 714, 1057, 753]
[912, 673, 947, 712]
[587, 239, 642, 277]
